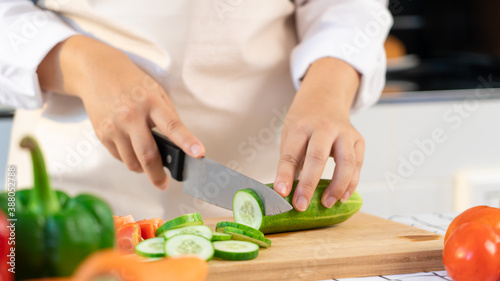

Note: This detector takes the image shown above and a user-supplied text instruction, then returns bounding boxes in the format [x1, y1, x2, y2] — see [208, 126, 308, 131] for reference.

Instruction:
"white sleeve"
[292, 0, 393, 112]
[0, 0, 77, 109]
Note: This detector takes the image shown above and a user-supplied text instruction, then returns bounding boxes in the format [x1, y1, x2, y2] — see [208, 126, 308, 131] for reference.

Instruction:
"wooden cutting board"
[204, 212, 444, 281]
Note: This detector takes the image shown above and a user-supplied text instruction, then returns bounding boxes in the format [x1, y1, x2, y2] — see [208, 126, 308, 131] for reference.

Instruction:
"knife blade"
[152, 130, 293, 216]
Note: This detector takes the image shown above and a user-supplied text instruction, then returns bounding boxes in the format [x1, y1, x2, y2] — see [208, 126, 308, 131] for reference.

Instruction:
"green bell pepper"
[0, 136, 115, 280]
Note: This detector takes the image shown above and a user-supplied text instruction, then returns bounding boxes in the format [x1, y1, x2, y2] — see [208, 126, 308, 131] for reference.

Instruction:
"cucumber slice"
[164, 234, 214, 261]
[222, 226, 271, 248]
[155, 213, 203, 236]
[163, 225, 213, 241]
[215, 221, 264, 238]
[213, 240, 259, 261]
[233, 189, 264, 230]
[135, 237, 166, 258]
[211, 232, 232, 241]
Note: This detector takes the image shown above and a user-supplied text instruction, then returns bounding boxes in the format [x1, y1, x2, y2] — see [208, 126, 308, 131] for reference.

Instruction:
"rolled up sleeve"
[0, 0, 77, 109]
[292, 0, 393, 112]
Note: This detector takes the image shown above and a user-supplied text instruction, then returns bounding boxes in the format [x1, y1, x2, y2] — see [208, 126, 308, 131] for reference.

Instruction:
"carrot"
[27, 250, 208, 281]
[74, 250, 208, 281]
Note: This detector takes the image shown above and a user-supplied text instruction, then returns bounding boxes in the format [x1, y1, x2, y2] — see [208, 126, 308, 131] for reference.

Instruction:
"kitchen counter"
[333, 212, 455, 281]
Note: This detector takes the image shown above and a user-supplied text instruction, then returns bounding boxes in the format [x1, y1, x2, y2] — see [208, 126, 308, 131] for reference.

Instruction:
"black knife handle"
[152, 130, 185, 181]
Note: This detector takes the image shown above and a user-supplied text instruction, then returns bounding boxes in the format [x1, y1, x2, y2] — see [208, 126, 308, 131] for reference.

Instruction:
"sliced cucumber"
[213, 240, 259, 261]
[211, 232, 232, 241]
[164, 234, 214, 261]
[163, 225, 213, 241]
[155, 213, 203, 236]
[135, 237, 166, 258]
[215, 221, 264, 238]
[233, 189, 264, 230]
[222, 226, 271, 248]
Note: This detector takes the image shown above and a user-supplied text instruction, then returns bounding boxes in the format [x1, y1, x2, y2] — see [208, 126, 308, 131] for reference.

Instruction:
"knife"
[152, 130, 293, 216]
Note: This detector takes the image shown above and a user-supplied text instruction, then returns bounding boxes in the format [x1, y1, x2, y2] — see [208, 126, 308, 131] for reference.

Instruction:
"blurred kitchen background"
[342, 0, 500, 217]
[1, 0, 499, 217]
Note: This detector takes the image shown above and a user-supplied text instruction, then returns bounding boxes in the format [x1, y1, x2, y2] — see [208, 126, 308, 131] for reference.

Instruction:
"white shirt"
[0, 0, 392, 220]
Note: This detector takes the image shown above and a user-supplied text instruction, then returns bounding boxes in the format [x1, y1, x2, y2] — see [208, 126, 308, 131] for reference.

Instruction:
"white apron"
[8, 0, 298, 220]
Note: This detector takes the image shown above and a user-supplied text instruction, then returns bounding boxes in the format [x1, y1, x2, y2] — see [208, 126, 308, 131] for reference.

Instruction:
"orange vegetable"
[137, 218, 163, 239]
[444, 205, 500, 242]
[116, 223, 142, 253]
[27, 250, 208, 281]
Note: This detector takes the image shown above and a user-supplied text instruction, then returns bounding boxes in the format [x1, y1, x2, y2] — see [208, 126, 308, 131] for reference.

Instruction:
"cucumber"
[163, 225, 213, 241]
[215, 221, 265, 238]
[233, 189, 264, 230]
[135, 237, 166, 258]
[155, 213, 203, 236]
[211, 232, 232, 241]
[164, 234, 214, 261]
[222, 226, 271, 248]
[234, 179, 363, 234]
[213, 240, 259, 261]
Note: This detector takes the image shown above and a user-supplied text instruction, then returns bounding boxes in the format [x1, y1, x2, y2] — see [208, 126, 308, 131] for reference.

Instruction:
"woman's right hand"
[37, 35, 205, 190]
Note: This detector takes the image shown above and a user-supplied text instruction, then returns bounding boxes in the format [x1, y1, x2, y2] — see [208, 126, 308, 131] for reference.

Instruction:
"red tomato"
[445, 206, 500, 242]
[137, 221, 155, 240]
[117, 223, 142, 253]
[123, 214, 135, 224]
[443, 222, 500, 281]
[113, 215, 128, 230]
[137, 218, 163, 240]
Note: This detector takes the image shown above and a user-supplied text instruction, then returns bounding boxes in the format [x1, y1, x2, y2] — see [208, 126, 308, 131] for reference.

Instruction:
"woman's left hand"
[274, 57, 364, 211]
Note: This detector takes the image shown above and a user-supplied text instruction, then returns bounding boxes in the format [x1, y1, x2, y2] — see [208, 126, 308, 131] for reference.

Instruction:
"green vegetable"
[164, 234, 214, 261]
[155, 213, 203, 237]
[213, 240, 259, 261]
[163, 225, 213, 241]
[215, 221, 265, 238]
[135, 237, 166, 258]
[222, 226, 271, 248]
[211, 232, 232, 241]
[234, 179, 363, 234]
[0, 136, 115, 280]
[232, 189, 263, 230]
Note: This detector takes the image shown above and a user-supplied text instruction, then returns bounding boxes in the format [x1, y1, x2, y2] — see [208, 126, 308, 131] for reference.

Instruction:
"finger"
[114, 133, 144, 173]
[95, 121, 122, 161]
[274, 130, 308, 199]
[130, 124, 169, 190]
[151, 103, 205, 159]
[102, 139, 121, 161]
[321, 138, 357, 208]
[340, 139, 365, 203]
[293, 132, 334, 212]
